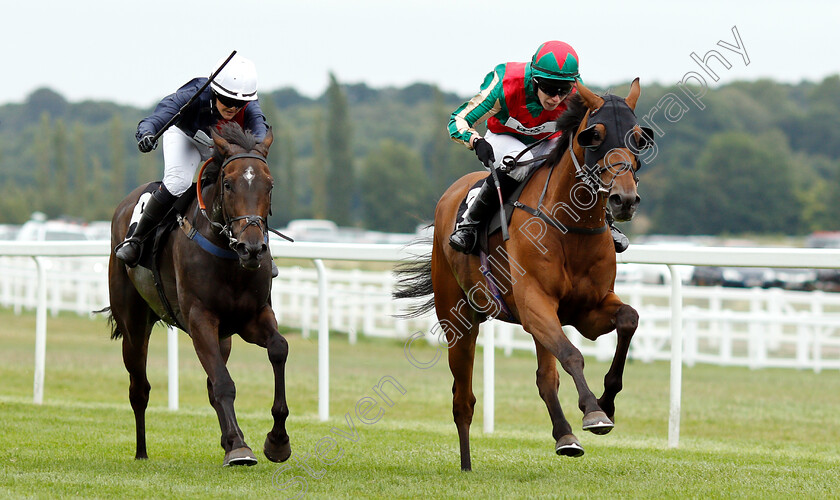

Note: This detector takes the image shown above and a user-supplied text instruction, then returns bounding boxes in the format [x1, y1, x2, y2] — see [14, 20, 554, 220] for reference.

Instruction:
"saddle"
[456, 163, 609, 257]
[132, 182, 197, 332]
[455, 168, 540, 257]
[135, 182, 197, 271]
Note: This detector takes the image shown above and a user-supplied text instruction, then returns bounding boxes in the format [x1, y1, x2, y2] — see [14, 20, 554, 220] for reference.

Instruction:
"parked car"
[691, 266, 724, 286]
[806, 231, 840, 249]
[816, 269, 840, 292]
[765, 269, 817, 291]
[16, 213, 90, 241]
[280, 219, 340, 242]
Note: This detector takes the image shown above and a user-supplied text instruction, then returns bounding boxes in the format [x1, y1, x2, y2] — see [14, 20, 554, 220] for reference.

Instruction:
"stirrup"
[449, 226, 477, 254]
[115, 237, 142, 267]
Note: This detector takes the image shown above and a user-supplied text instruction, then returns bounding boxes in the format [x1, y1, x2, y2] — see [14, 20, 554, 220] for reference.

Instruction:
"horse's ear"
[212, 128, 234, 157]
[625, 77, 641, 110]
[255, 127, 274, 158]
[575, 80, 604, 109]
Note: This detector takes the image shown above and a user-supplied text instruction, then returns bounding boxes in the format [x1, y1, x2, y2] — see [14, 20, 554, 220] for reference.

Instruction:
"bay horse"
[105, 123, 291, 467]
[396, 79, 653, 470]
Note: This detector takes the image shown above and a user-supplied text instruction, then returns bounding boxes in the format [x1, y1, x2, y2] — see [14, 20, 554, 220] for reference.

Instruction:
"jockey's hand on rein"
[138, 134, 158, 153]
[473, 137, 495, 169]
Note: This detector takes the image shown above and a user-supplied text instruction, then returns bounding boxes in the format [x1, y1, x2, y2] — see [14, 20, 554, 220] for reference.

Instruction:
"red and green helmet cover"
[530, 41, 580, 82]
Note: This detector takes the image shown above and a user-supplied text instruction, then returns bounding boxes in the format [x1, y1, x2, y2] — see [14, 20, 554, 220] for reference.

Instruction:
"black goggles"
[215, 93, 248, 109]
[533, 78, 574, 97]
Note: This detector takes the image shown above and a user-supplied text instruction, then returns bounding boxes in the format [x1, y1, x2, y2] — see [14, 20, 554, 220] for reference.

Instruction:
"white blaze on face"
[244, 166, 255, 187]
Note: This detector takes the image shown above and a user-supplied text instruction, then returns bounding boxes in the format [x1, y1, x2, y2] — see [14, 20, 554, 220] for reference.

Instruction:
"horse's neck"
[539, 149, 606, 229]
[193, 183, 228, 243]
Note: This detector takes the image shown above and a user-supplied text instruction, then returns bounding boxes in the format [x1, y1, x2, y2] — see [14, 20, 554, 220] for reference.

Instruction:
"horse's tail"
[392, 235, 435, 319]
[93, 306, 122, 340]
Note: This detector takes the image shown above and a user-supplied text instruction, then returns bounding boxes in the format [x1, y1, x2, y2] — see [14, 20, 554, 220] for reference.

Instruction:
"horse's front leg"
[574, 293, 639, 421]
[517, 289, 612, 433]
[189, 309, 255, 466]
[239, 306, 291, 463]
[533, 341, 583, 457]
[207, 336, 232, 451]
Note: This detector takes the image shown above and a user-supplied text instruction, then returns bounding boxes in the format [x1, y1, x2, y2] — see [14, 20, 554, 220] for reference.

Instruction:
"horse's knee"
[212, 378, 236, 401]
[267, 333, 289, 365]
[616, 305, 639, 337]
[557, 347, 585, 374]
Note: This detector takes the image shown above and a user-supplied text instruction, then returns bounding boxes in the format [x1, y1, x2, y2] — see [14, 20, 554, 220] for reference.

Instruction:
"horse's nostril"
[609, 194, 622, 207]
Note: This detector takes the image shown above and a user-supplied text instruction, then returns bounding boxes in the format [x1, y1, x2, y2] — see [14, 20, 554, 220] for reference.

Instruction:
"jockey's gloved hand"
[137, 134, 158, 153]
[473, 137, 495, 169]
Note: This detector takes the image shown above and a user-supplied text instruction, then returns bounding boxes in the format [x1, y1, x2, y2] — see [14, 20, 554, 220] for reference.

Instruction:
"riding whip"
[150, 50, 238, 143]
[486, 160, 510, 241]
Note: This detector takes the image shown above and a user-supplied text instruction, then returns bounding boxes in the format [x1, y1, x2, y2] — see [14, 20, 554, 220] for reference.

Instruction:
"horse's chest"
[556, 270, 612, 309]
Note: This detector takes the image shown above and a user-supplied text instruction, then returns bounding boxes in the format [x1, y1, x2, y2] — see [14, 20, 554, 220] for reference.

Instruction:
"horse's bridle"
[196, 152, 285, 252]
[569, 131, 638, 195]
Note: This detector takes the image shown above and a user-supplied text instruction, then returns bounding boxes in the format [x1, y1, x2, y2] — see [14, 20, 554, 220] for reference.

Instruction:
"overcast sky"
[3, 0, 839, 108]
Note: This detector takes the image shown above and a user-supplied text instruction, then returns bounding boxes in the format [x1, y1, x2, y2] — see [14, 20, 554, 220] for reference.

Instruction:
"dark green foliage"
[1, 76, 839, 235]
[360, 140, 431, 232]
[325, 73, 355, 225]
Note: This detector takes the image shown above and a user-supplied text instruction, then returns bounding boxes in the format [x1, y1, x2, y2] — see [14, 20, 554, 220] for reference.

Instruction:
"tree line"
[0, 75, 838, 236]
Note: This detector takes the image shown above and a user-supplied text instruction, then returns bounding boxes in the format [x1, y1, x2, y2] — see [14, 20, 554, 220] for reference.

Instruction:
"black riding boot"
[449, 178, 500, 254]
[115, 186, 177, 267]
[607, 213, 630, 253]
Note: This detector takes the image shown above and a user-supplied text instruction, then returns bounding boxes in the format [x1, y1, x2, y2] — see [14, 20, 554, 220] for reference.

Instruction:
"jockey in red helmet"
[447, 41, 629, 254]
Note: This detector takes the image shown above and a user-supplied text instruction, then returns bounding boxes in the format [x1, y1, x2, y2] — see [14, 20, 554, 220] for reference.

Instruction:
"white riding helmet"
[210, 54, 258, 101]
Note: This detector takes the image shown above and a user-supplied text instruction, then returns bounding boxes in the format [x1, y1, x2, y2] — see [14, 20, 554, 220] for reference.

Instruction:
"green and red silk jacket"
[448, 62, 572, 148]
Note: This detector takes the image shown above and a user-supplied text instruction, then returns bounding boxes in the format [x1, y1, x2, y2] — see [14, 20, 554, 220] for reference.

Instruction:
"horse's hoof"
[582, 411, 614, 435]
[264, 434, 292, 463]
[555, 434, 584, 458]
[223, 446, 258, 467]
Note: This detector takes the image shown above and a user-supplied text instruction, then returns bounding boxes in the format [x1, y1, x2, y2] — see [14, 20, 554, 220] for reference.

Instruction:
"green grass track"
[1, 308, 838, 498]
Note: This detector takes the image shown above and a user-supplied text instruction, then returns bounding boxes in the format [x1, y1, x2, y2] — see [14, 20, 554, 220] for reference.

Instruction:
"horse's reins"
[194, 153, 292, 254]
[501, 101, 643, 236]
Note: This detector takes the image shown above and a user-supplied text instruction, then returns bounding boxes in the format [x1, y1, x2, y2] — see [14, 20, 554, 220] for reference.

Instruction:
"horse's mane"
[203, 123, 260, 182]
[544, 93, 587, 167]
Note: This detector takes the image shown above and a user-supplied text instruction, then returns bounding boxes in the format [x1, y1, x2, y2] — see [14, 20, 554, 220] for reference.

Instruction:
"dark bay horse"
[106, 123, 291, 466]
[396, 80, 653, 470]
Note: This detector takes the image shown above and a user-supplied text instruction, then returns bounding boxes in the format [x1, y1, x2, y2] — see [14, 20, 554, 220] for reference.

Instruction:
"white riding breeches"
[161, 126, 214, 196]
[484, 130, 558, 182]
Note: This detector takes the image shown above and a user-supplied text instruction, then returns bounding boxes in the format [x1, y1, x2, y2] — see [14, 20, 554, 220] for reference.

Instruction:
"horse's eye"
[223, 180, 233, 191]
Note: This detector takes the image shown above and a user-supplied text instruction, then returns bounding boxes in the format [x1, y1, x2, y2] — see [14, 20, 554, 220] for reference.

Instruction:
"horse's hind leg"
[432, 253, 479, 471]
[109, 256, 155, 460]
[534, 342, 583, 457]
[239, 306, 291, 463]
[445, 317, 479, 472]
